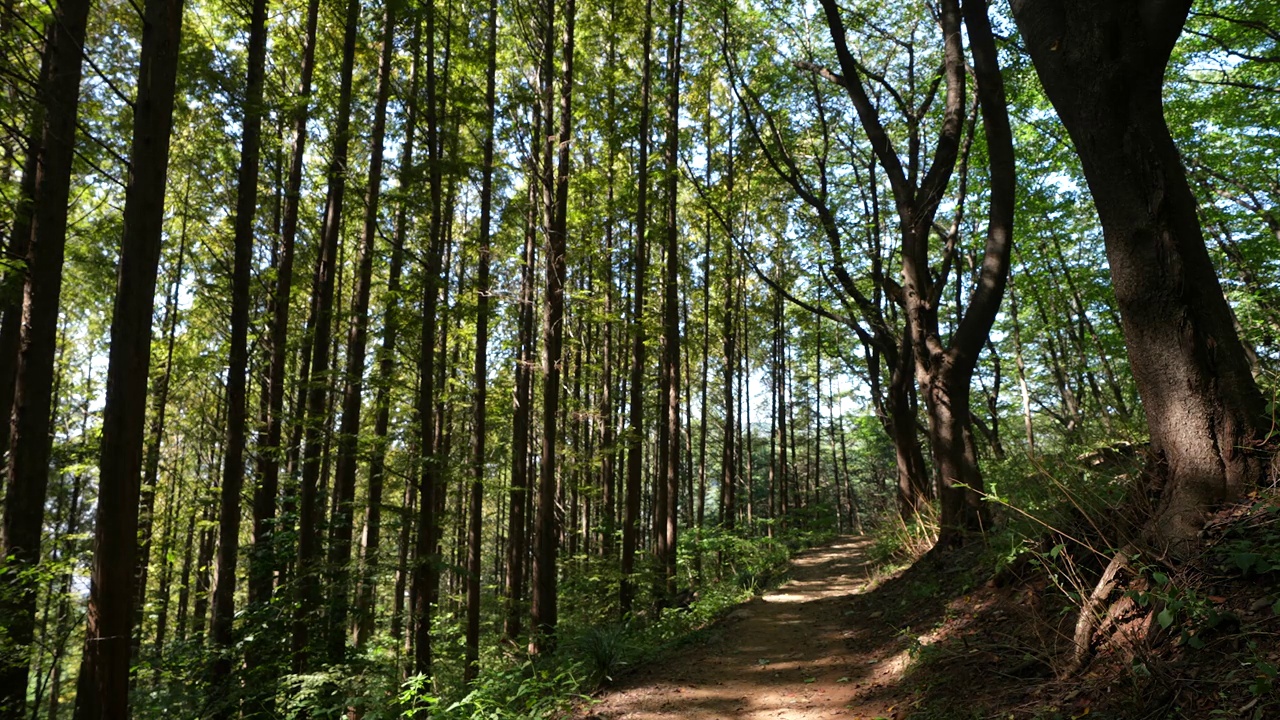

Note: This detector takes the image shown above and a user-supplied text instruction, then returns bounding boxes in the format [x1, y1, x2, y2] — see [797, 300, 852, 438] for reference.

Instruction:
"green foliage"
[699, 528, 792, 593]
[398, 661, 588, 720]
[568, 623, 631, 686]
[1210, 500, 1280, 578]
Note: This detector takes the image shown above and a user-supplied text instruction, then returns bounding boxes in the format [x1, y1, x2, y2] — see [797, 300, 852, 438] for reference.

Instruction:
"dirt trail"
[586, 537, 911, 720]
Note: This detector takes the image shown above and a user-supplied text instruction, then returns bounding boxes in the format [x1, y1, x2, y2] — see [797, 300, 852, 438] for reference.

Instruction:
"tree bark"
[531, 0, 575, 654]
[1011, 0, 1270, 552]
[74, 0, 185, 713]
[656, 0, 683, 599]
[209, 0, 268, 703]
[0, 0, 92, 712]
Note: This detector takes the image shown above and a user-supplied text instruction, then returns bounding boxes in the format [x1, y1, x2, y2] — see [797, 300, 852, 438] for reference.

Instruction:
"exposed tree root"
[1062, 542, 1135, 678]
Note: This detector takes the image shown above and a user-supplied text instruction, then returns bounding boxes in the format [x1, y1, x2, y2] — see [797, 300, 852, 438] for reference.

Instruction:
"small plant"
[570, 623, 631, 686]
[867, 505, 939, 566]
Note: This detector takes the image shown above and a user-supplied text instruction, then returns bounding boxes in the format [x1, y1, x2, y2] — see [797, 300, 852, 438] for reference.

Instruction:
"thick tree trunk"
[0, 0, 92, 713]
[74, 0, 185, 714]
[1012, 0, 1270, 552]
[884, 334, 931, 519]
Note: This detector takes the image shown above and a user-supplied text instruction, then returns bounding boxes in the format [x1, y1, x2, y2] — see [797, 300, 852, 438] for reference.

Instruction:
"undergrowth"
[857, 441, 1280, 720]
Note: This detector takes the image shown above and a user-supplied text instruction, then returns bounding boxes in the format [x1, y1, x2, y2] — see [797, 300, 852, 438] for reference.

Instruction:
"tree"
[811, 0, 1014, 544]
[209, 0, 268, 703]
[326, 0, 396, 663]
[75, 0, 186, 713]
[530, 0, 575, 654]
[465, 0, 498, 681]
[655, 0, 683, 600]
[1010, 0, 1271, 554]
[620, 0, 654, 617]
[292, 0, 361, 673]
[0, 0, 92, 713]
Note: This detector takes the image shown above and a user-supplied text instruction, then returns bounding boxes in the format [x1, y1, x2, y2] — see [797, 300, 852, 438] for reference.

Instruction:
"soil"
[582, 537, 912, 720]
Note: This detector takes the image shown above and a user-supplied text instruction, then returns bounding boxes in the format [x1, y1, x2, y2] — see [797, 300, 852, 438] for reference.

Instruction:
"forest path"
[584, 537, 911, 720]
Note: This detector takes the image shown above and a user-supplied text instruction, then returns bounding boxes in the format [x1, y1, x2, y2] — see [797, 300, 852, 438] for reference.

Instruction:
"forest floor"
[579, 527, 1280, 720]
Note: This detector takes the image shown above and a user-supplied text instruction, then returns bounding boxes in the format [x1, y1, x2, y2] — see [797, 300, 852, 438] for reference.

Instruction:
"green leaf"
[1152, 571, 1169, 586]
[1158, 607, 1176, 629]
[1234, 552, 1261, 573]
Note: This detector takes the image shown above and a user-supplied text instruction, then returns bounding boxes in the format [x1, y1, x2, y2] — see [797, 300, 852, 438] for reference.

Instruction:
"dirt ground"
[583, 537, 913, 720]
[579, 520, 1280, 720]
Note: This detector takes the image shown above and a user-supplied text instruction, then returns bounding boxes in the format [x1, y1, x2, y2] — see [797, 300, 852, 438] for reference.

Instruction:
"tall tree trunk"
[0, 0, 92, 711]
[413, 0, 448, 676]
[74, 0, 185, 713]
[1007, 274, 1035, 456]
[326, 0, 395, 664]
[531, 0, 575, 654]
[247, 0, 320, 701]
[655, 0, 683, 599]
[293, 0, 361, 673]
[695, 94, 712, 563]
[503, 129, 538, 640]
[1011, 0, 1270, 551]
[464, 0, 498, 682]
[598, 0, 619, 561]
[132, 187, 189, 661]
[210, 0, 268, 703]
[355, 9, 423, 654]
[620, 0, 654, 615]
